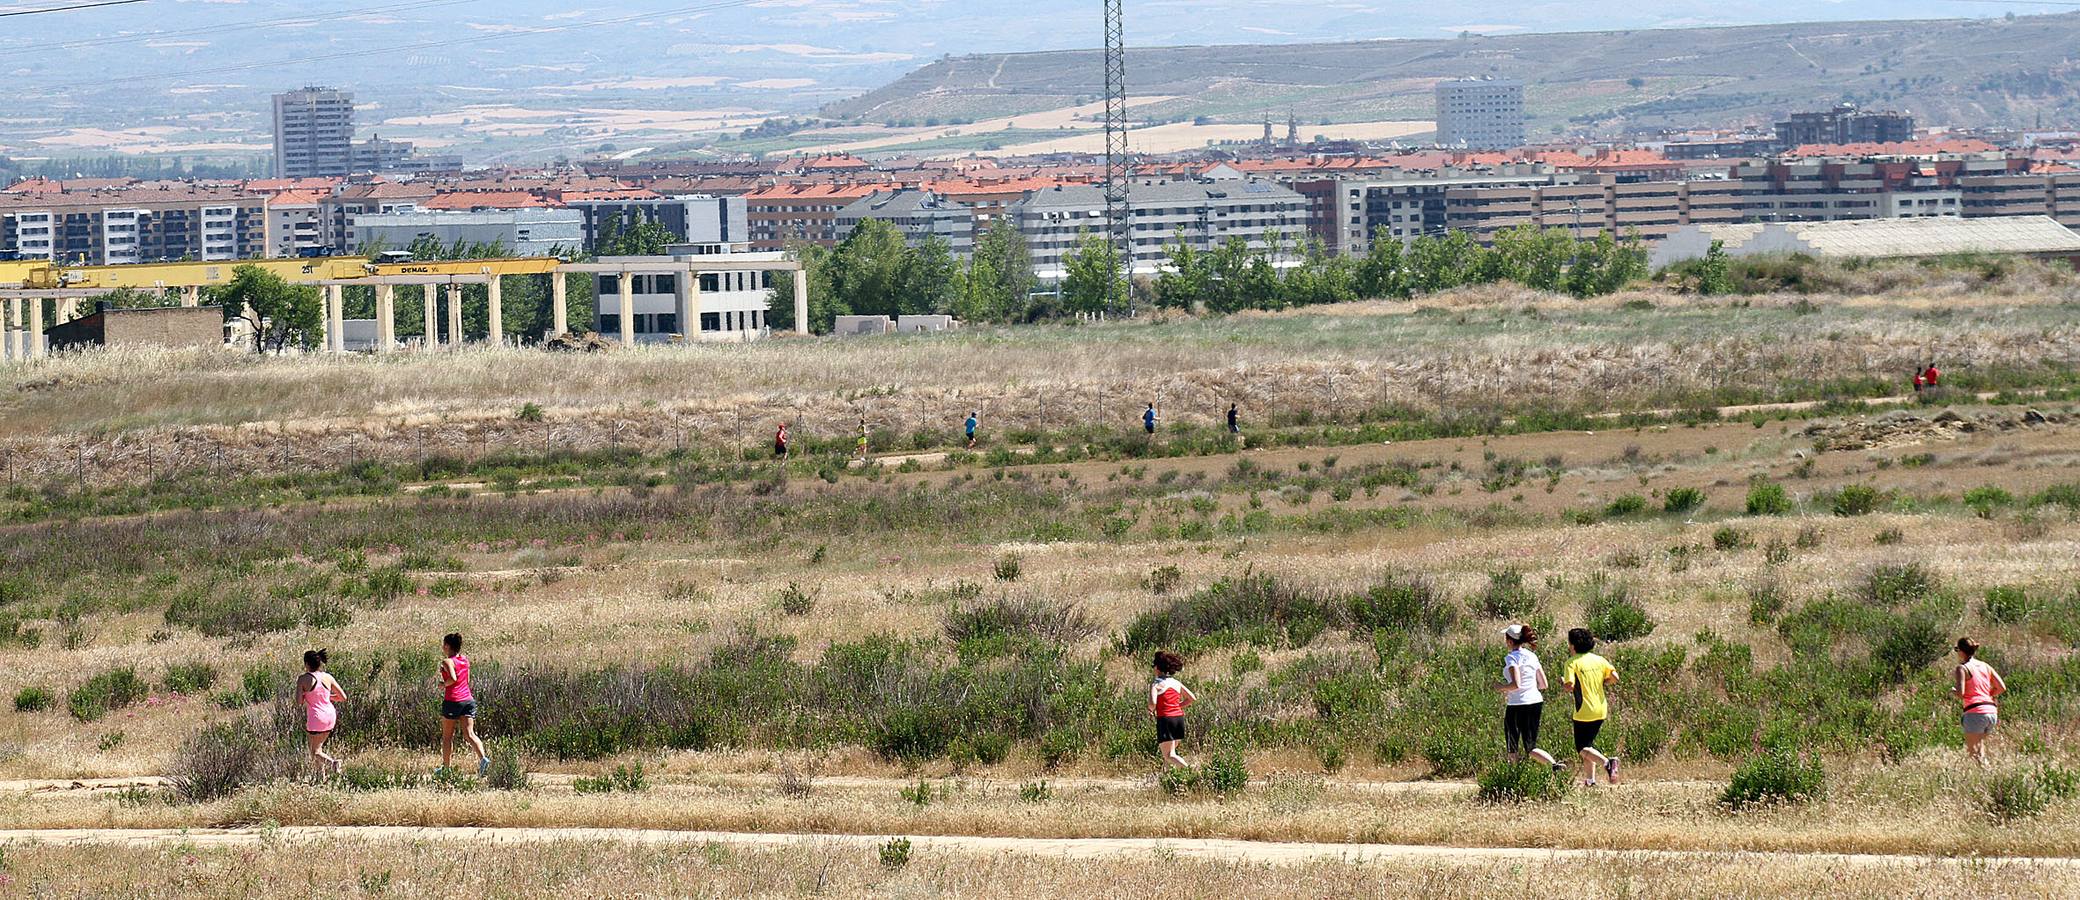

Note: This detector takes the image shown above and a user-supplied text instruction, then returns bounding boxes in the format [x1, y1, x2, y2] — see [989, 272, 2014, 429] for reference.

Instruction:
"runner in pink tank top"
[438, 632, 488, 777]
[299, 649, 346, 776]
[1953, 637, 2007, 767]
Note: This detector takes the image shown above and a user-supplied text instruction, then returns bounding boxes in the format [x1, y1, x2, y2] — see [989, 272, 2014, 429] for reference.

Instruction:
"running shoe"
[478, 756, 491, 777]
[1605, 756, 1621, 785]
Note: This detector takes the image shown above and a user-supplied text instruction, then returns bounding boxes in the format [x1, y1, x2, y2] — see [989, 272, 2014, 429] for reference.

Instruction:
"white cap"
[1502, 624, 1528, 641]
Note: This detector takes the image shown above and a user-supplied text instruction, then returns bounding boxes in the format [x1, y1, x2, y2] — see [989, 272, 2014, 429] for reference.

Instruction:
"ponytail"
[303, 648, 327, 671]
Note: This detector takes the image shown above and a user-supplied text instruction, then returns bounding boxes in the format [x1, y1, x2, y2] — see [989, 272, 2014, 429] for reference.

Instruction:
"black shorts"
[441, 699, 478, 720]
[1573, 719, 1604, 752]
[1504, 703, 1543, 755]
[1156, 716, 1186, 743]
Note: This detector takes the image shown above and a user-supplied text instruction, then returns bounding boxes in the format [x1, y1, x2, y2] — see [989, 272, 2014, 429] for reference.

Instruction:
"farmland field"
[4, 263, 2080, 897]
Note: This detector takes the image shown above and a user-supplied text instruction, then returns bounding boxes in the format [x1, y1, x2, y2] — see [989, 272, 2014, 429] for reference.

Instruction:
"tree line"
[783, 222, 1653, 333]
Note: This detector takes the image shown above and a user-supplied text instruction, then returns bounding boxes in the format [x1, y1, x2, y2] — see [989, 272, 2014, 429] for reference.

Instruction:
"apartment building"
[1442, 178, 1745, 243]
[1011, 179, 1309, 279]
[1774, 105, 1915, 150]
[318, 181, 438, 253]
[1332, 167, 1573, 254]
[0, 186, 265, 264]
[273, 87, 357, 179]
[350, 207, 584, 257]
[1435, 79, 1527, 151]
[834, 191, 977, 254]
[1959, 172, 2080, 229]
[744, 184, 880, 250]
[264, 189, 329, 257]
[564, 194, 750, 252]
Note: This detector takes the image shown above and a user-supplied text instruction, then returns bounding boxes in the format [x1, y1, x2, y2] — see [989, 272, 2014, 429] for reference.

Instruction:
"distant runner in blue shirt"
[1143, 403, 1158, 435]
[965, 411, 979, 449]
[1226, 403, 1240, 435]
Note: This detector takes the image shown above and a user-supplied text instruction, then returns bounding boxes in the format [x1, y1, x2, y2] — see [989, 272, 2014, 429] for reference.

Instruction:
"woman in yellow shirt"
[1562, 628, 1621, 787]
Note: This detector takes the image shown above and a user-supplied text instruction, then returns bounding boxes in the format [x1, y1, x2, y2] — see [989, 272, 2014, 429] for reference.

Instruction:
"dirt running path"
[0, 825, 2073, 869]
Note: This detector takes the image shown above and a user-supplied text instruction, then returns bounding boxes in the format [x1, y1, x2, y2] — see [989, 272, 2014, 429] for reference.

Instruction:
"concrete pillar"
[57, 298, 77, 324]
[617, 272, 634, 348]
[672, 269, 692, 343]
[375, 283, 397, 353]
[181, 286, 199, 308]
[446, 284, 464, 347]
[28, 297, 44, 358]
[422, 284, 438, 349]
[4, 298, 17, 360]
[551, 272, 569, 336]
[792, 268, 809, 336]
[325, 284, 344, 353]
[486, 277, 504, 348]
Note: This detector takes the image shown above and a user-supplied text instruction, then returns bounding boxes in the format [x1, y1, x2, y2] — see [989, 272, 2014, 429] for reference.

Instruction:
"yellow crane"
[11, 257, 565, 291]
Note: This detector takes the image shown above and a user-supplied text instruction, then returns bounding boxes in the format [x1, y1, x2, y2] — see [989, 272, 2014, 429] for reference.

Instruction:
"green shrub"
[1985, 769, 2051, 821]
[879, 837, 913, 869]
[1983, 586, 2036, 625]
[68, 666, 149, 723]
[1747, 579, 1788, 626]
[1603, 494, 1648, 518]
[1317, 743, 1348, 774]
[1721, 748, 1826, 808]
[1712, 526, 1753, 552]
[1477, 759, 1572, 803]
[1583, 578, 1656, 643]
[1965, 486, 2015, 518]
[1862, 562, 1941, 607]
[2033, 483, 2080, 511]
[899, 780, 934, 807]
[1873, 527, 1905, 546]
[1621, 719, 1671, 764]
[1019, 781, 1052, 803]
[1145, 565, 1183, 595]
[484, 741, 529, 791]
[13, 685, 54, 712]
[775, 583, 817, 616]
[993, 554, 1023, 582]
[1351, 573, 1455, 636]
[170, 719, 279, 802]
[1873, 618, 1946, 680]
[1831, 484, 1886, 517]
[573, 763, 647, 794]
[1158, 766, 1199, 796]
[1421, 728, 1485, 778]
[162, 662, 218, 696]
[1745, 481, 1793, 516]
[1475, 568, 1538, 620]
[1663, 488, 1706, 514]
[1199, 748, 1251, 797]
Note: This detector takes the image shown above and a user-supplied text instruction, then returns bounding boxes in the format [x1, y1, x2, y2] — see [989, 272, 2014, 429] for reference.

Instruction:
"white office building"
[592, 245, 788, 343]
[1435, 78, 1527, 150]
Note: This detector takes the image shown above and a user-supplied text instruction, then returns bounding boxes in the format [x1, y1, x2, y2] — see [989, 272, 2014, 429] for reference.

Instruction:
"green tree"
[210, 264, 321, 353]
[1695, 240, 1736, 296]
[964, 218, 1035, 323]
[1407, 231, 1487, 294]
[903, 234, 960, 316]
[766, 241, 837, 334]
[596, 213, 675, 256]
[1154, 232, 1211, 310]
[1059, 231, 1122, 315]
[1490, 224, 1572, 293]
[827, 218, 913, 318]
[1356, 229, 1409, 300]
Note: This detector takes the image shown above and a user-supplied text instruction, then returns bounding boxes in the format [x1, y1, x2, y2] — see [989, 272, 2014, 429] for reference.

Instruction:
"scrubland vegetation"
[5, 267, 2080, 895]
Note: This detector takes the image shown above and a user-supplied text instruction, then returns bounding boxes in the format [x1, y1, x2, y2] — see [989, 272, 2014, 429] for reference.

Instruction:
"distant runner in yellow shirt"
[1562, 627, 1621, 787]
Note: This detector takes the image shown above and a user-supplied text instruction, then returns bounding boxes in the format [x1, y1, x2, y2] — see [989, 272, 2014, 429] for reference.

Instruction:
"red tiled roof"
[555, 188, 663, 202]
[743, 183, 881, 201]
[1786, 139, 2002, 158]
[2, 178, 63, 194]
[422, 190, 564, 210]
[244, 177, 342, 193]
[266, 189, 331, 207]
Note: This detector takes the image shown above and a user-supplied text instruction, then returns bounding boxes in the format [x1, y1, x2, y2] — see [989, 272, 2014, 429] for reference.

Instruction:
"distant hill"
[827, 13, 2080, 137]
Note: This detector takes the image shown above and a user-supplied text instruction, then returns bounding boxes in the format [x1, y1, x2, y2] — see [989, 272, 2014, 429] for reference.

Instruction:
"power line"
[0, 0, 145, 18]
[31, 0, 772, 90]
[1, 0, 483, 52]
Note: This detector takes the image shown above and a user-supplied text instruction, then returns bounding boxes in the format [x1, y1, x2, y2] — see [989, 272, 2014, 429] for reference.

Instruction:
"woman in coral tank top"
[438, 632, 489, 777]
[1953, 637, 2007, 767]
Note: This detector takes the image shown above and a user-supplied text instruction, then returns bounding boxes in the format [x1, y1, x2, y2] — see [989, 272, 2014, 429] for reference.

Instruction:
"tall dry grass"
[2, 835, 2065, 899]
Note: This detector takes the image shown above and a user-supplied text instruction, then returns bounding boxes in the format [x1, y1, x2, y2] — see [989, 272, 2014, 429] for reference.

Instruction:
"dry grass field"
[3, 267, 2080, 896]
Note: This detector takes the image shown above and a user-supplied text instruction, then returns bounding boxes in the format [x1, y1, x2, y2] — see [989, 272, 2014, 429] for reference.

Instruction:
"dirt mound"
[1805, 406, 2065, 452]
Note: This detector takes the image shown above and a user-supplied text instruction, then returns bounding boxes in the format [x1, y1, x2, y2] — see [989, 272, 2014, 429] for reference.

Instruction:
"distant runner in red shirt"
[774, 422, 791, 460]
[1923, 364, 1942, 389]
[1149, 651, 1198, 769]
